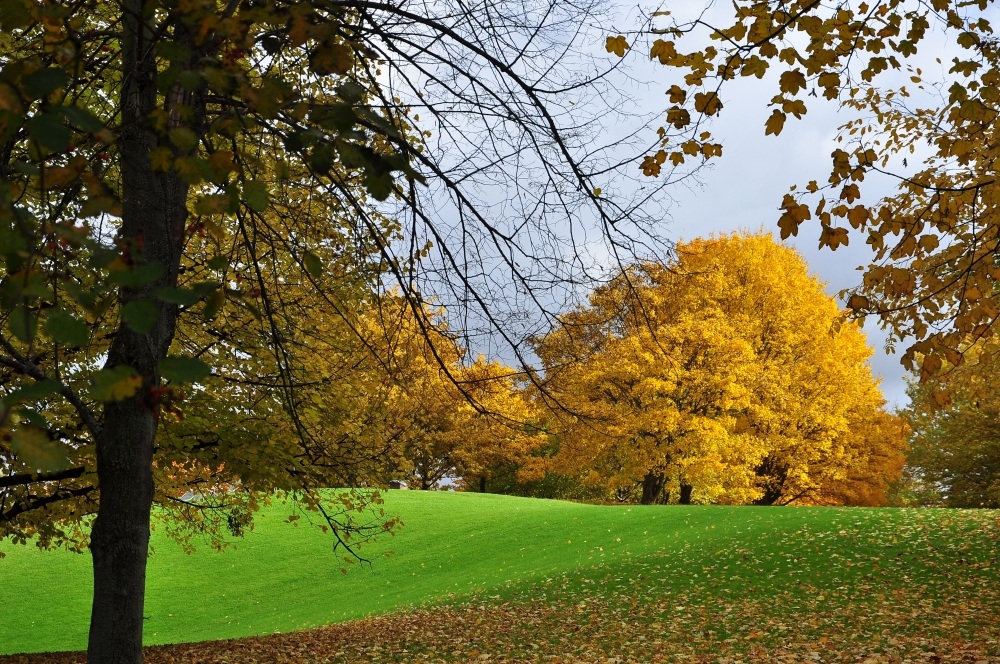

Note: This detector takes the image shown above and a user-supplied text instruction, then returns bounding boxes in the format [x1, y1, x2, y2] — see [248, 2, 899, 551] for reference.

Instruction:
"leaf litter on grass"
[3, 508, 997, 663]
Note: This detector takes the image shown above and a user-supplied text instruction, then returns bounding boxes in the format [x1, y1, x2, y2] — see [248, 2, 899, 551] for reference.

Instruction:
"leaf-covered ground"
[3, 506, 998, 663]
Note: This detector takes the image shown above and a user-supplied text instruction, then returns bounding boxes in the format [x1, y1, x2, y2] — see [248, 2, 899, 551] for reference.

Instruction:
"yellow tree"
[273, 294, 545, 492]
[609, 0, 1000, 375]
[535, 233, 905, 505]
[451, 357, 547, 493]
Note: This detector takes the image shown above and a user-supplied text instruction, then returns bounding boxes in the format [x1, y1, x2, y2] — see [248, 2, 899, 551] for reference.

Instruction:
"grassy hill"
[2, 491, 998, 658]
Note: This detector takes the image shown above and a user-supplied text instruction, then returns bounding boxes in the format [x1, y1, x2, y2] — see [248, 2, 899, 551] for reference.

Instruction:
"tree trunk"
[87, 402, 157, 662]
[479, 476, 486, 493]
[678, 483, 693, 505]
[641, 471, 665, 505]
[753, 456, 788, 506]
[87, 2, 190, 659]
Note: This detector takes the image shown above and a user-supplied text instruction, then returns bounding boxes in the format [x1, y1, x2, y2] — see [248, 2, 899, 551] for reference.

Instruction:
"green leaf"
[44, 307, 89, 346]
[337, 80, 367, 104]
[1, 379, 62, 406]
[0, 228, 27, 256]
[309, 144, 335, 173]
[10, 426, 71, 472]
[336, 141, 371, 169]
[107, 261, 166, 288]
[8, 306, 37, 343]
[156, 40, 193, 62]
[302, 251, 323, 278]
[169, 126, 199, 152]
[364, 169, 395, 201]
[90, 365, 142, 402]
[22, 67, 69, 99]
[151, 287, 199, 306]
[203, 288, 225, 321]
[63, 281, 102, 313]
[243, 180, 270, 212]
[27, 113, 71, 152]
[313, 103, 358, 132]
[194, 193, 233, 215]
[0, 0, 32, 29]
[120, 299, 158, 334]
[177, 70, 202, 92]
[160, 356, 211, 383]
[57, 105, 105, 133]
[151, 283, 218, 307]
[207, 255, 229, 271]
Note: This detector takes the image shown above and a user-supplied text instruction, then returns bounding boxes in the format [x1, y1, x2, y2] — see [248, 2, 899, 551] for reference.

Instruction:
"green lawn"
[1, 491, 998, 658]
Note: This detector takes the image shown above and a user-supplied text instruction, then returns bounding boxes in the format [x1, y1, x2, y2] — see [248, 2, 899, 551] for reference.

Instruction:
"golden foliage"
[646, 1, 1000, 371]
[534, 232, 905, 505]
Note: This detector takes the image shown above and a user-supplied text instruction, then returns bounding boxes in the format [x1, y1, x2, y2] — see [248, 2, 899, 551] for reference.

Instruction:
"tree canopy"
[0, 0, 666, 659]
[903, 340, 1000, 507]
[608, 0, 1000, 376]
[533, 233, 906, 506]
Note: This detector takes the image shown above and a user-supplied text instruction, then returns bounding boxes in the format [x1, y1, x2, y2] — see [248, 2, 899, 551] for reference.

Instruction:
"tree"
[349, 299, 545, 491]
[609, 1, 1000, 375]
[450, 356, 546, 493]
[903, 341, 1000, 507]
[0, 1, 666, 659]
[534, 233, 906, 506]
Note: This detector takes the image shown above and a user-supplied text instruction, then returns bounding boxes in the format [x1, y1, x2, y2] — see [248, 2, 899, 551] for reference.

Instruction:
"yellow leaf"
[764, 109, 786, 136]
[649, 39, 676, 64]
[148, 147, 174, 172]
[821, 226, 849, 250]
[310, 42, 353, 76]
[693, 91, 722, 116]
[0, 82, 24, 113]
[741, 56, 768, 78]
[921, 354, 942, 380]
[847, 294, 870, 311]
[779, 69, 806, 95]
[932, 388, 952, 407]
[847, 205, 870, 228]
[777, 194, 811, 238]
[840, 183, 861, 202]
[605, 35, 629, 57]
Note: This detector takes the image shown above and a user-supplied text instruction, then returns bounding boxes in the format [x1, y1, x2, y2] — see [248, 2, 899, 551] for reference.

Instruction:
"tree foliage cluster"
[902, 339, 1000, 507]
[520, 233, 907, 506]
[606, 1, 1000, 378]
[0, 0, 666, 658]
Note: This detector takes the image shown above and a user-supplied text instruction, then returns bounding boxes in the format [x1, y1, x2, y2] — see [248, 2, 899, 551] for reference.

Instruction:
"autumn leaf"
[764, 109, 786, 136]
[90, 365, 143, 402]
[693, 91, 722, 116]
[605, 35, 629, 57]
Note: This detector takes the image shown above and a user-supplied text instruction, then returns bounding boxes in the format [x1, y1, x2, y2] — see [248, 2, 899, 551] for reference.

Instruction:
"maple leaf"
[764, 109, 786, 136]
[605, 35, 629, 57]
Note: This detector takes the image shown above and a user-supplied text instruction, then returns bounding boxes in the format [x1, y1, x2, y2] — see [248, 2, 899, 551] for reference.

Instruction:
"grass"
[1, 491, 998, 660]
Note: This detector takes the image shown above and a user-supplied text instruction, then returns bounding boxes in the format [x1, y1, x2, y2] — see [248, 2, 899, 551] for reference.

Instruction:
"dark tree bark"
[678, 483, 693, 505]
[640, 471, 665, 505]
[753, 456, 788, 506]
[479, 476, 487, 493]
[87, 2, 189, 659]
